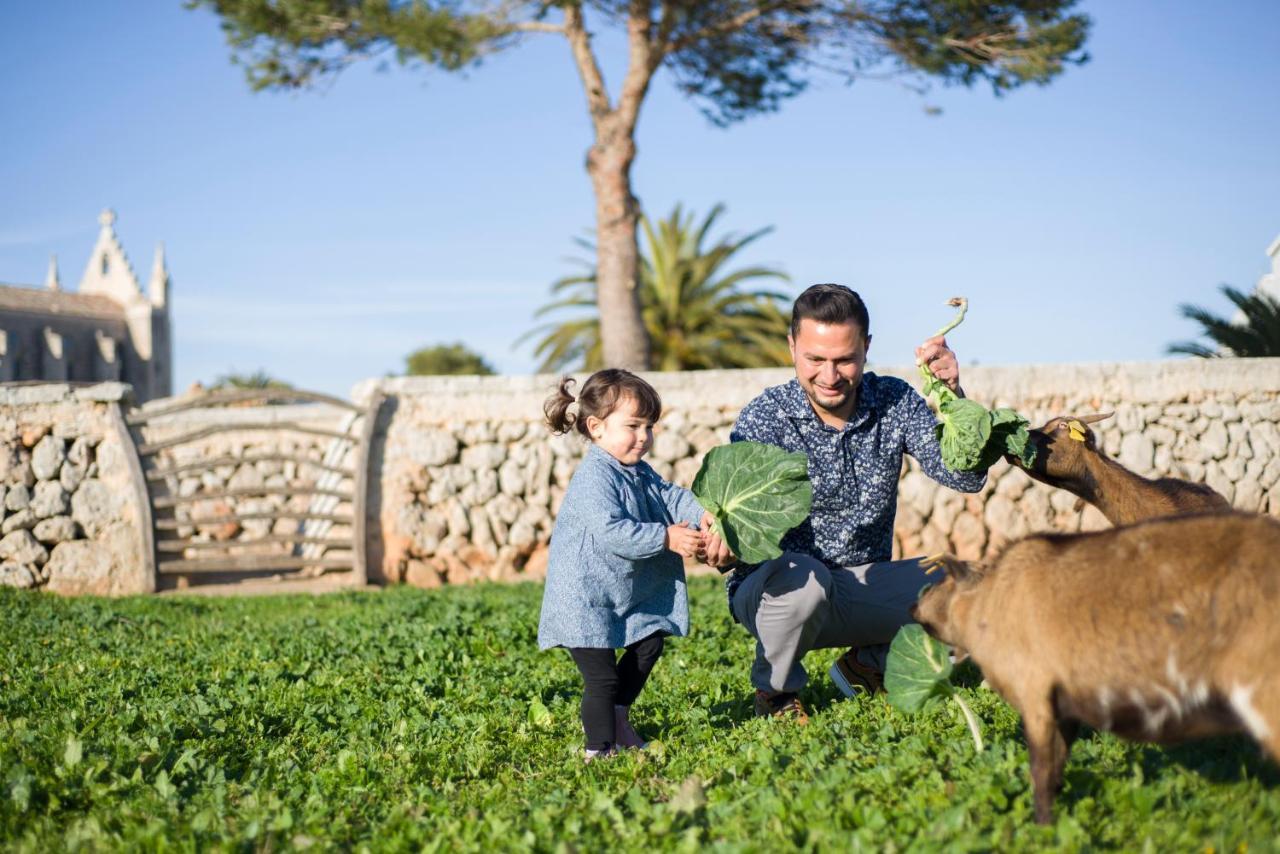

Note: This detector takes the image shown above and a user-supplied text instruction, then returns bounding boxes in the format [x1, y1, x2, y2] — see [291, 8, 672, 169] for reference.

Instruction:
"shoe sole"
[829, 662, 871, 699]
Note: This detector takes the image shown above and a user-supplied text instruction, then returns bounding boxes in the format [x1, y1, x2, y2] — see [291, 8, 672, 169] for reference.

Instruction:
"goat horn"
[1079, 412, 1114, 425]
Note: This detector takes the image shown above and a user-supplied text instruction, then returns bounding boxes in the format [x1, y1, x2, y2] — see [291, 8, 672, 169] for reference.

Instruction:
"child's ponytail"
[544, 376, 580, 436]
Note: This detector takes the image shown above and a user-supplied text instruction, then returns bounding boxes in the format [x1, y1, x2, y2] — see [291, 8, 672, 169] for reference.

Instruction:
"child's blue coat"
[537, 442, 705, 650]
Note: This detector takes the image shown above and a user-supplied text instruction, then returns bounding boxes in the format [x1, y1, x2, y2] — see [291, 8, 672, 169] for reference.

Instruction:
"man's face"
[789, 318, 870, 416]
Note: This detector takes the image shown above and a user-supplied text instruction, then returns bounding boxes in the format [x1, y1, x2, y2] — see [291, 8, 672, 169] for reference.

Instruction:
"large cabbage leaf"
[691, 442, 812, 564]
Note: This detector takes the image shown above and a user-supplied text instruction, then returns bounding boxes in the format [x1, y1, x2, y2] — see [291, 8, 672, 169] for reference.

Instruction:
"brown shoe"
[830, 648, 884, 698]
[753, 690, 810, 724]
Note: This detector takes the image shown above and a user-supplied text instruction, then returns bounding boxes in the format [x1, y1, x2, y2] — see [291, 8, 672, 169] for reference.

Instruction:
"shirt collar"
[779, 375, 879, 430]
[586, 441, 639, 476]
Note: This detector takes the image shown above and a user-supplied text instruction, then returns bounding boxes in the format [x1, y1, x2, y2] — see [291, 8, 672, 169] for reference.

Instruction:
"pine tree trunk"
[588, 122, 650, 370]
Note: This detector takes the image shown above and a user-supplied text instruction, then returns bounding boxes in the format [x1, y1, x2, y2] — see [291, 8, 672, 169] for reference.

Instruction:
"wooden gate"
[126, 388, 380, 591]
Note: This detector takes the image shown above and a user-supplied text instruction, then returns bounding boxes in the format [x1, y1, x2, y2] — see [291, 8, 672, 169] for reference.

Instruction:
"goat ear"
[1080, 412, 1113, 425]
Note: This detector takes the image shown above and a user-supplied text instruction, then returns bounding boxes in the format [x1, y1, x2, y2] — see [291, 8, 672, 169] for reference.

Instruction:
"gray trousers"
[730, 552, 933, 694]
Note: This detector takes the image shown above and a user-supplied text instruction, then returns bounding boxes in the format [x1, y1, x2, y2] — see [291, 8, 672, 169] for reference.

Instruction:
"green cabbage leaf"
[691, 441, 812, 564]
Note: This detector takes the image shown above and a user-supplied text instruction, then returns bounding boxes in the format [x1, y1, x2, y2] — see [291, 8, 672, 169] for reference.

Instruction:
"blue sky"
[2, 1, 1278, 398]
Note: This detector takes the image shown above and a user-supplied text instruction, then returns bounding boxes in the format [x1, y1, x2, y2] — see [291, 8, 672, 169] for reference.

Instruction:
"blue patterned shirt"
[726, 373, 987, 607]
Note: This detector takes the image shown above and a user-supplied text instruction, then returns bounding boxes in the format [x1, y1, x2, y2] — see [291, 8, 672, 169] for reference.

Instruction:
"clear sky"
[2, 1, 1278, 398]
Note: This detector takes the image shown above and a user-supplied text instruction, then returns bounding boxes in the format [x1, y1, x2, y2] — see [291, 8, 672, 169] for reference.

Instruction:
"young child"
[538, 369, 709, 760]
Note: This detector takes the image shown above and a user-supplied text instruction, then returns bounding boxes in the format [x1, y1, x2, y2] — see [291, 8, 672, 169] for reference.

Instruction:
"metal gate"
[126, 387, 379, 591]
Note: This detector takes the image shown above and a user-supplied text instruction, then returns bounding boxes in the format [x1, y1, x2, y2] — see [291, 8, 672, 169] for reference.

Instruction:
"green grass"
[2, 579, 1278, 851]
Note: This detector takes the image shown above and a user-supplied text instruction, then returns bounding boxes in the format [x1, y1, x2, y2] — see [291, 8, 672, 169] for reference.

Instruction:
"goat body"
[1018, 414, 1229, 525]
[912, 512, 1280, 824]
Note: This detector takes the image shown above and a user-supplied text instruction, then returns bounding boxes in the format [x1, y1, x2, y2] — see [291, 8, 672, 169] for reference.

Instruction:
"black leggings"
[568, 632, 666, 750]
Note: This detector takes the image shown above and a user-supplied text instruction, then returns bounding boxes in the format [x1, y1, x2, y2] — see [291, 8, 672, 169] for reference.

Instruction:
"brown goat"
[1014, 413, 1229, 525]
[911, 512, 1280, 824]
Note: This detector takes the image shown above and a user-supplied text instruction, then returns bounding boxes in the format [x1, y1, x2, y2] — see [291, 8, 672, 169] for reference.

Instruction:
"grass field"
[2, 579, 1278, 851]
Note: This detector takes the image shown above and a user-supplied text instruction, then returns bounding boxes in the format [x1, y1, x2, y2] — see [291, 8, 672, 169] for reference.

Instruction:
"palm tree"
[1168, 285, 1280, 357]
[521, 204, 793, 372]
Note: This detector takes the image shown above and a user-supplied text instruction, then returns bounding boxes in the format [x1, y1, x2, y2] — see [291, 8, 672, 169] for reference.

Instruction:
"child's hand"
[665, 524, 703, 559]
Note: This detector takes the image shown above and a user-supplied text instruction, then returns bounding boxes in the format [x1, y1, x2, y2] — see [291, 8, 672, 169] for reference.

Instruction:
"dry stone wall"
[0, 383, 150, 594]
[355, 359, 1280, 587]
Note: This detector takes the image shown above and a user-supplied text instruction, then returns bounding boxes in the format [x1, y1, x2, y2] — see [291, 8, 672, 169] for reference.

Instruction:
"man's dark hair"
[790, 284, 870, 339]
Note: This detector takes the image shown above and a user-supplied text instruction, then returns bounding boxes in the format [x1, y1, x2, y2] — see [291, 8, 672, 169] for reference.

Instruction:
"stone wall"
[0, 383, 151, 594]
[354, 359, 1280, 587]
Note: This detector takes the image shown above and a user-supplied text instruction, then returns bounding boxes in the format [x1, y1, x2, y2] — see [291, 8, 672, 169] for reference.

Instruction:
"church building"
[0, 210, 172, 402]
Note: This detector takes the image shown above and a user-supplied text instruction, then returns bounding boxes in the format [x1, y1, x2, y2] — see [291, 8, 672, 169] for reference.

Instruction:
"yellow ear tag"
[1067, 420, 1087, 442]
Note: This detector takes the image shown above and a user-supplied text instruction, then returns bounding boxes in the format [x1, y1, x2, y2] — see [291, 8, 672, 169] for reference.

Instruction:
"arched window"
[101, 254, 109, 275]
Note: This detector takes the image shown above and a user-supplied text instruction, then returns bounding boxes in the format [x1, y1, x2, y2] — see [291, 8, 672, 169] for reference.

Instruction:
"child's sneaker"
[584, 744, 617, 763]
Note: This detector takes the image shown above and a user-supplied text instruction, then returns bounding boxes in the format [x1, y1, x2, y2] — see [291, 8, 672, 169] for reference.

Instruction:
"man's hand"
[666, 524, 704, 559]
[698, 512, 736, 568]
[915, 335, 964, 396]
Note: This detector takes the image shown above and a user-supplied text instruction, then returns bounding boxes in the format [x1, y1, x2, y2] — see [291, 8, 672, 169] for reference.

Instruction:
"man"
[704, 283, 987, 721]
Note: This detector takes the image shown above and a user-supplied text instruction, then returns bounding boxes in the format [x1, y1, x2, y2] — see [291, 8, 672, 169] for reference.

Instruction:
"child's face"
[586, 396, 654, 465]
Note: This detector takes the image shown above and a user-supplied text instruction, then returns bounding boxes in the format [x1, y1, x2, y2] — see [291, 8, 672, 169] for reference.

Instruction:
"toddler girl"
[538, 369, 709, 760]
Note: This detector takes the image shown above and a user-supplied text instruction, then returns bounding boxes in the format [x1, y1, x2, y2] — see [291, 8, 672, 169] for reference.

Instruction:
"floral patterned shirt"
[725, 374, 987, 609]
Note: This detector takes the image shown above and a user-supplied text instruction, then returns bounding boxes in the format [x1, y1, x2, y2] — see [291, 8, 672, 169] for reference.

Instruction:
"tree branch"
[663, 0, 807, 57]
[617, 0, 658, 130]
[508, 20, 565, 35]
[563, 3, 613, 129]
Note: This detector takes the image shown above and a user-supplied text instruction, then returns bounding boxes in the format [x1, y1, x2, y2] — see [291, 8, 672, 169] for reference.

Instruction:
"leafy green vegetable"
[920, 297, 1035, 472]
[886, 624, 984, 751]
[691, 441, 812, 564]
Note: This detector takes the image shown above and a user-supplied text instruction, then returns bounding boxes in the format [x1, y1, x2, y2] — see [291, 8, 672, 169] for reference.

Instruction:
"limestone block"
[31, 435, 66, 481]
[1252, 422, 1280, 456]
[472, 468, 499, 505]
[920, 525, 949, 558]
[686, 425, 721, 454]
[402, 429, 460, 467]
[1203, 463, 1235, 505]
[894, 505, 925, 557]
[994, 469, 1030, 500]
[497, 421, 528, 443]
[0, 563, 37, 589]
[1020, 487, 1054, 532]
[33, 516, 78, 544]
[70, 479, 121, 538]
[1145, 424, 1176, 447]
[461, 422, 497, 446]
[508, 443, 531, 466]
[178, 477, 201, 498]
[20, 424, 50, 447]
[1115, 404, 1143, 433]
[489, 493, 522, 525]
[552, 457, 576, 488]
[1260, 458, 1280, 491]
[5, 484, 30, 512]
[930, 490, 963, 535]
[1176, 460, 1205, 482]
[1220, 403, 1240, 423]
[984, 494, 1026, 541]
[898, 471, 936, 519]
[0, 530, 48, 566]
[1221, 457, 1245, 482]
[93, 439, 126, 479]
[43, 540, 112, 595]
[228, 464, 265, 492]
[445, 500, 470, 538]
[10, 458, 35, 488]
[1227, 423, 1252, 460]
[468, 507, 491, 555]
[0, 446, 15, 483]
[1200, 421, 1229, 460]
[949, 512, 986, 561]
[1152, 444, 1173, 475]
[548, 433, 582, 460]
[0, 484, 5, 510]
[461, 443, 506, 472]
[404, 559, 443, 589]
[673, 456, 703, 489]
[1079, 504, 1110, 532]
[651, 431, 691, 463]
[2, 510, 36, 534]
[60, 462, 87, 493]
[498, 459, 525, 497]
[31, 482, 69, 519]
[51, 410, 100, 440]
[1234, 478, 1264, 513]
[1118, 432, 1155, 476]
[524, 445, 553, 495]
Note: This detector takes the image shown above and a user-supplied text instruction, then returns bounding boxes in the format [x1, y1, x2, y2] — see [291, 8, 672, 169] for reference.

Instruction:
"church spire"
[46, 254, 61, 291]
[149, 243, 169, 308]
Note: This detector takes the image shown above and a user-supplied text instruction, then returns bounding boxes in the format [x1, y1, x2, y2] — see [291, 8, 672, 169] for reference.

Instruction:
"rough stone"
[496, 421, 528, 443]
[60, 462, 87, 493]
[0, 530, 48, 566]
[508, 518, 537, 551]
[898, 471, 937, 519]
[404, 559, 443, 589]
[949, 512, 987, 561]
[1203, 463, 1235, 505]
[1234, 478, 1264, 513]
[403, 429, 460, 467]
[31, 481, 70, 519]
[43, 540, 113, 596]
[461, 443, 506, 472]
[1200, 420, 1229, 460]
[498, 459, 525, 497]
[651, 431, 691, 463]
[0, 563, 37, 588]
[33, 516, 78, 544]
[93, 439, 125, 478]
[1118, 432, 1155, 475]
[20, 424, 50, 447]
[70, 479, 121, 538]
[461, 422, 497, 446]
[1, 510, 36, 534]
[31, 435, 66, 480]
[5, 484, 30, 512]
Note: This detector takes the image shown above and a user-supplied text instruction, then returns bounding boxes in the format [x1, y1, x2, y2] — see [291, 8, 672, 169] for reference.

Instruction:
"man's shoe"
[830, 647, 884, 698]
[753, 690, 810, 724]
